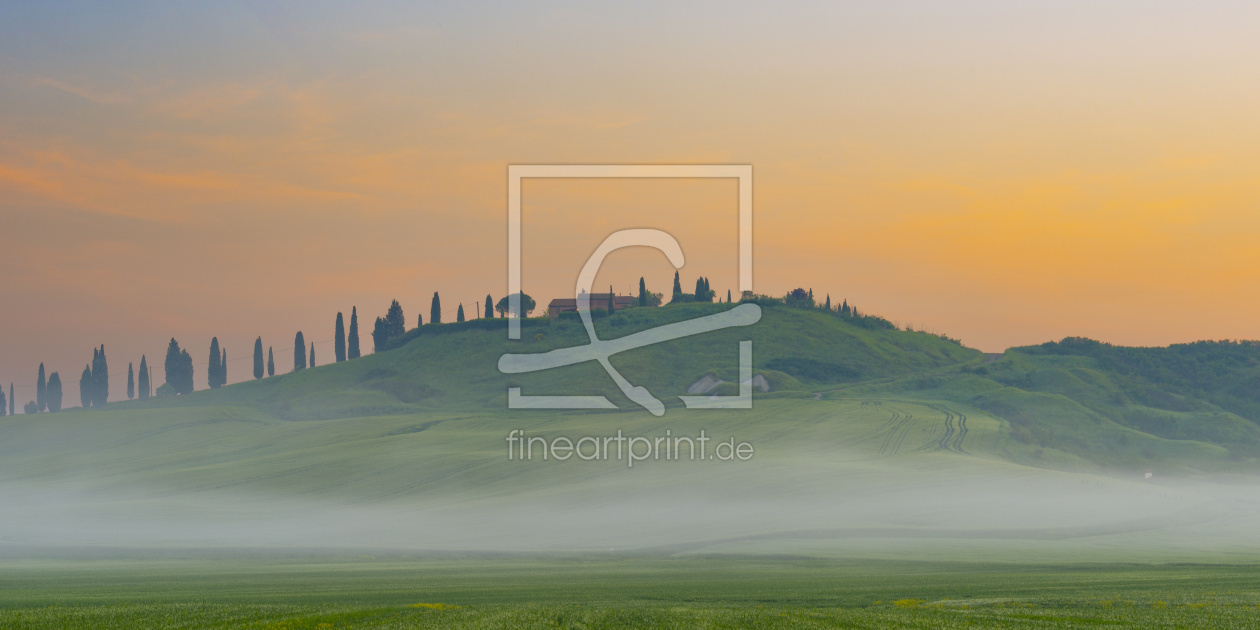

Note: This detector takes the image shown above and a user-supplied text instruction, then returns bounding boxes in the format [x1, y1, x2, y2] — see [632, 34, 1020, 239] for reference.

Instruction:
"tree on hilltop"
[139, 356, 150, 400]
[79, 365, 92, 407]
[293, 332, 306, 371]
[495, 293, 535, 318]
[36, 363, 46, 412]
[334, 312, 347, 362]
[386, 300, 406, 336]
[46, 373, 62, 413]
[208, 338, 223, 389]
[92, 345, 109, 407]
[371, 300, 407, 352]
[164, 339, 194, 396]
[347, 307, 361, 359]
[253, 338, 264, 379]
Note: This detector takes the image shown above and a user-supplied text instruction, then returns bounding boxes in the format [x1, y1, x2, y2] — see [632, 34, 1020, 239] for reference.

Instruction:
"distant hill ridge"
[58, 301, 1260, 472]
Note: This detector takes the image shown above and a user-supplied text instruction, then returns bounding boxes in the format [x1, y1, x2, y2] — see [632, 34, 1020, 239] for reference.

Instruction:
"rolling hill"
[2, 301, 1260, 559]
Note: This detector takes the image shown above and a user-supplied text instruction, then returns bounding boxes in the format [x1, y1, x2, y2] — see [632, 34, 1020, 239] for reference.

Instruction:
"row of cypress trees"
[72, 346, 110, 409]
[8, 293, 508, 410]
[25, 346, 154, 414]
[368, 292, 502, 353]
[33, 363, 64, 413]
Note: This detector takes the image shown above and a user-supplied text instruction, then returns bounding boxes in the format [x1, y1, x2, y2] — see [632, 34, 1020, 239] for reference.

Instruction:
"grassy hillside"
[836, 339, 1260, 472]
[116, 302, 981, 419]
[5, 301, 1260, 559]
[14, 300, 1260, 479]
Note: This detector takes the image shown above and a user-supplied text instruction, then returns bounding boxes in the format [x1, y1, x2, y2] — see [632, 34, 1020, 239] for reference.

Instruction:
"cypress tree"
[347, 307, 361, 359]
[430, 292, 442, 324]
[384, 300, 406, 337]
[8, 383, 13, 416]
[841, 299, 850, 316]
[372, 317, 388, 352]
[294, 332, 306, 371]
[138, 356, 150, 400]
[607, 286, 615, 314]
[36, 363, 46, 412]
[179, 348, 193, 395]
[694, 277, 704, 300]
[672, 271, 682, 298]
[79, 365, 92, 407]
[457, 303, 465, 322]
[127, 363, 135, 399]
[825, 294, 831, 310]
[164, 338, 194, 396]
[267, 347, 275, 377]
[0, 385, 5, 417]
[727, 289, 732, 303]
[208, 338, 223, 389]
[334, 313, 347, 362]
[309, 343, 315, 368]
[639, 277, 647, 307]
[92, 345, 109, 407]
[221, 348, 227, 384]
[162, 341, 175, 395]
[46, 373, 62, 413]
[253, 338, 264, 379]
[485, 295, 494, 319]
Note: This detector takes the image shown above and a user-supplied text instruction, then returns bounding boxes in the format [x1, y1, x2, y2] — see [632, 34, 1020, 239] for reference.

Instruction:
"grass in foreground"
[2, 555, 1259, 628]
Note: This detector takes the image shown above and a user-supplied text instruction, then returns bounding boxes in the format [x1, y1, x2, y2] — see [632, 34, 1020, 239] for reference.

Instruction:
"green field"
[3, 556, 1260, 628]
[4, 302, 1260, 627]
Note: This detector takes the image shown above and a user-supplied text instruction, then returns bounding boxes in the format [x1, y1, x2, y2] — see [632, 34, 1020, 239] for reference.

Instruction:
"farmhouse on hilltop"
[548, 292, 638, 319]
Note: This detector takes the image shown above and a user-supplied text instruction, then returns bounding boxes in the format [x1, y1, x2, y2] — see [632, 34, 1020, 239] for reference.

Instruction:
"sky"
[2, 0, 1260, 404]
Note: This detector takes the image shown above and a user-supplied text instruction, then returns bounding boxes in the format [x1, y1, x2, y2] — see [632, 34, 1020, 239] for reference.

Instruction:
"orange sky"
[2, 2, 1260, 404]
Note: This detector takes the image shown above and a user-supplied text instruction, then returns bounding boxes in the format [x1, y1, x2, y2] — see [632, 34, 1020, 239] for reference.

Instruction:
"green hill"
[4, 302, 1260, 559]
[18, 301, 1260, 475]
[131, 302, 982, 419]
[843, 338, 1260, 472]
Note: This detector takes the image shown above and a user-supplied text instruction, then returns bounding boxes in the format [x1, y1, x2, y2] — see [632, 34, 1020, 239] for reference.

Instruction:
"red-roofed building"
[548, 293, 638, 319]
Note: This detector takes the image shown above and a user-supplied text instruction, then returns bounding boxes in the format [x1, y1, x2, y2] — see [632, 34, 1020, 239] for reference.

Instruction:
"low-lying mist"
[4, 458, 1259, 562]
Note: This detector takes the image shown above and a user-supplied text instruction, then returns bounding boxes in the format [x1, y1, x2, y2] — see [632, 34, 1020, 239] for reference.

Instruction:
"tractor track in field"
[855, 400, 968, 456]
[868, 408, 915, 456]
[914, 403, 968, 454]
